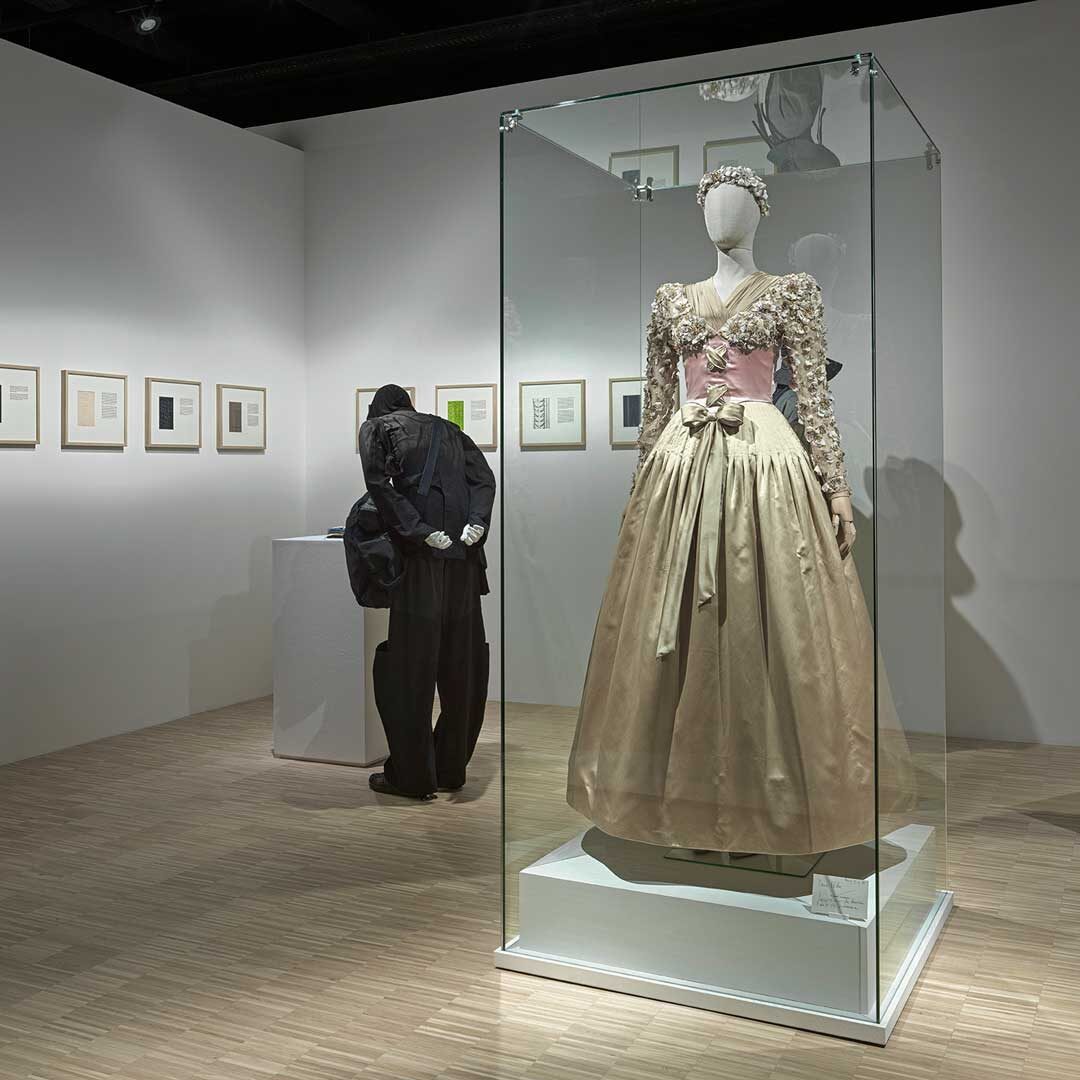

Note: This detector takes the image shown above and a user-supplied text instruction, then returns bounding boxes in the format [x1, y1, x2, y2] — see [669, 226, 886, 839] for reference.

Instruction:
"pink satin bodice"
[684, 335, 777, 404]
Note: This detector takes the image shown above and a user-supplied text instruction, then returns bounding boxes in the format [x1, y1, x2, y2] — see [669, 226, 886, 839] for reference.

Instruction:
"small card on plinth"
[811, 874, 870, 921]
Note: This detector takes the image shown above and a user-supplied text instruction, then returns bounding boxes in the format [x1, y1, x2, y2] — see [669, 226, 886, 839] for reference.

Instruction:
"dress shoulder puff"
[651, 281, 712, 358]
[772, 271, 824, 309]
[650, 282, 689, 334]
[780, 270, 820, 292]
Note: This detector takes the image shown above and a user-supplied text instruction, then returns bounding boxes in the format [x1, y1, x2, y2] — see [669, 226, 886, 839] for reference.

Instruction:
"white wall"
[288, 104, 509, 687]
[0, 42, 307, 764]
[259, 0, 1079, 746]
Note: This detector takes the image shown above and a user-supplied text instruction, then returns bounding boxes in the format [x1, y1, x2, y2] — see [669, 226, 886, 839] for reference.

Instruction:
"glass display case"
[496, 54, 949, 1045]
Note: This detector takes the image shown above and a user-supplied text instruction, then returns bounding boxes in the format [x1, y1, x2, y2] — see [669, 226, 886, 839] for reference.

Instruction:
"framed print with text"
[435, 383, 497, 451]
[520, 379, 586, 451]
[146, 377, 201, 450]
[608, 145, 679, 190]
[0, 364, 40, 446]
[355, 385, 416, 451]
[609, 376, 645, 449]
[62, 370, 127, 449]
[217, 384, 266, 451]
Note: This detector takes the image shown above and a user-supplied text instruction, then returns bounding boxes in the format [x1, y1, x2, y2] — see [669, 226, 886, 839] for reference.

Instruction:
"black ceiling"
[0, 0, 1024, 128]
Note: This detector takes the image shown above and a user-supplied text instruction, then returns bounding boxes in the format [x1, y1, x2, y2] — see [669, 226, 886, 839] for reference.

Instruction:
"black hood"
[368, 384, 414, 420]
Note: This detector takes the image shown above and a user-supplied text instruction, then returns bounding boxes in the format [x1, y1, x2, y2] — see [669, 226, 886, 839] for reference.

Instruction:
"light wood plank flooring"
[0, 699, 1078, 1080]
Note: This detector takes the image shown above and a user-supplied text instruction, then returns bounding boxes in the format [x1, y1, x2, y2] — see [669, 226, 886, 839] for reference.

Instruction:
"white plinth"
[497, 824, 952, 1045]
[271, 536, 388, 766]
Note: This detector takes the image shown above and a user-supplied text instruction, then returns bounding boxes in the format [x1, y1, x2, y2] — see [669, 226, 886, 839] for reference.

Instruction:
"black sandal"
[369, 772, 436, 801]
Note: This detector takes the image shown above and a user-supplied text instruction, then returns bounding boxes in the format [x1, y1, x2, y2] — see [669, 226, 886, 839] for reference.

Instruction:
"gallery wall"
[0, 42, 307, 764]
[260, 0, 1080, 745]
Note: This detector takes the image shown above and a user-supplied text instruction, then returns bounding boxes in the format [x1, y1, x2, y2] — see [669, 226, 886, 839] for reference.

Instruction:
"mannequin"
[359, 384, 496, 800]
[705, 186, 854, 554]
[564, 166, 894, 855]
[704, 183, 761, 301]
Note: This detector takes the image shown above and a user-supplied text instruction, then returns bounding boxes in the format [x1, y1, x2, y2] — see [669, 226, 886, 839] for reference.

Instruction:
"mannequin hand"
[828, 493, 856, 558]
[424, 530, 453, 550]
[461, 524, 485, 546]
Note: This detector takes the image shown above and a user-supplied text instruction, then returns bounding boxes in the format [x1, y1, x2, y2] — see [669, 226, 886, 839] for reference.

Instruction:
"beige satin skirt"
[566, 402, 910, 855]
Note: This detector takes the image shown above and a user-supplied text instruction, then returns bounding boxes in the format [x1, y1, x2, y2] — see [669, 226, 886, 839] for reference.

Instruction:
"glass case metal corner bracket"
[500, 110, 522, 133]
[925, 142, 942, 171]
[850, 53, 876, 77]
[633, 180, 654, 202]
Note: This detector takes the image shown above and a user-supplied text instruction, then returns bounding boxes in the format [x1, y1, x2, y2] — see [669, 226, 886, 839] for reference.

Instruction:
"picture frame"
[703, 136, 774, 176]
[519, 379, 586, 451]
[355, 385, 416, 451]
[145, 377, 202, 450]
[216, 383, 267, 452]
[609, 376, 645, 450]
[435, 383, 498, 451]
[0, 364, 41, 447]
[608, 145, 679, 190]
[61, 369, 128, 449]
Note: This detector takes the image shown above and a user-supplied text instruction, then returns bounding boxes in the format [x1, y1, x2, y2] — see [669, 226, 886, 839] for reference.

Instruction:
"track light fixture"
[135, 14, 162, 36]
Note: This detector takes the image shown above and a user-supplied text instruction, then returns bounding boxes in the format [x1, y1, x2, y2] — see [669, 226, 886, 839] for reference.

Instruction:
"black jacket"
[359, 386, 496, 565]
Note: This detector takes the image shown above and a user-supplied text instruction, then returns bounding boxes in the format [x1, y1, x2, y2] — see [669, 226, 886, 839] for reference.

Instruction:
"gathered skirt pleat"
[566, 402, 911, 855]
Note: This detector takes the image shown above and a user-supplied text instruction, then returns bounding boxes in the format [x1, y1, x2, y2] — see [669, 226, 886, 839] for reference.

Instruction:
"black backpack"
[343, 418, 442, 608]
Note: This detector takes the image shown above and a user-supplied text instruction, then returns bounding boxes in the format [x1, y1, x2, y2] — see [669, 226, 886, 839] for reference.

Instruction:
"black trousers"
[373, 556, 489, 796]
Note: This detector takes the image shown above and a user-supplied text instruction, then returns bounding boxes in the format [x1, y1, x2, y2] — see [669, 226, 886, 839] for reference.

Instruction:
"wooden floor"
[0, 699, 1078, 1080]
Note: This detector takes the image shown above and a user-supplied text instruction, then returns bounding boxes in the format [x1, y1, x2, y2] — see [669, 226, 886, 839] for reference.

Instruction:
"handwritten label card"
[811, 874, 870, 921]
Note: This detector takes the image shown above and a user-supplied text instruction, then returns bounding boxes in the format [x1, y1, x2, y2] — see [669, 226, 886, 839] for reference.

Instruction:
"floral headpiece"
[696, 165, 770, 217]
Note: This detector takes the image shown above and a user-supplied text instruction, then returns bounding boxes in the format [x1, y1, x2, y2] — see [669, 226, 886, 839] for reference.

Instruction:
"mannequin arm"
[827, 492, 856, 557]
[359, 420, 435, 544]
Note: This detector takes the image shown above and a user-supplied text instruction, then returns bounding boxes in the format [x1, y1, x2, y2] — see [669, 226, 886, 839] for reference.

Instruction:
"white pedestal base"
[496, 825, 952, 1045]
[271, 536, 388, 767]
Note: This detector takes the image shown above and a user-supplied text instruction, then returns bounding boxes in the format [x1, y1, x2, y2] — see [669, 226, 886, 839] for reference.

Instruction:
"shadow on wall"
[188, 535, 273, 715]
[867, 454, 1033, 745]
[942, 465, 1033, 744]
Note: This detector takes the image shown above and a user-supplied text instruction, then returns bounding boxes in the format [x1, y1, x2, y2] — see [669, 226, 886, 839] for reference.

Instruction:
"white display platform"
[496, 825, 952, 1045]
[271, 536, 388, 766]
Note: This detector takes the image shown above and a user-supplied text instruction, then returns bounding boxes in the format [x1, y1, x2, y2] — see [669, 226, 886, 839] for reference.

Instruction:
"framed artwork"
[145, 377, 201, 450]
[355, 385, 416, 451]
[609, 376, 645, 449]
[608, 145, 679, 190]
[217, 384, 266, 451]
[61, 369, 127, 449]
[0, 364, 40, 447]
[520, 380, 586, 451]
[435, 383, 497, 451]
[703, 136, 774, 176]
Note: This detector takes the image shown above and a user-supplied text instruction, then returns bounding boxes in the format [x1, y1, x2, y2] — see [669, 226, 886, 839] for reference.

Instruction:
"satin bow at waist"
[680, 396, 745, 433]
[653, 388, 746, 658]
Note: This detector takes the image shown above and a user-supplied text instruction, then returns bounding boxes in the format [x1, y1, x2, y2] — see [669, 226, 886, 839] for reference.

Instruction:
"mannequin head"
[703, 183, 761, 251]
[368, 384, 413, 420]
[697, 166, 769, 254]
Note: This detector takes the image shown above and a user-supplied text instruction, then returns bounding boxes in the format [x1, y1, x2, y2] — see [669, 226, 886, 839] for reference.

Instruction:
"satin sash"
[654, 389, 745, 658]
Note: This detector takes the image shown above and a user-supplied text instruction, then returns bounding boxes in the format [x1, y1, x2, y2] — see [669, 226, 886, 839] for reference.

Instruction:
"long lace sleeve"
[780, 273, 850, 498]
[637, 284, 682, 469]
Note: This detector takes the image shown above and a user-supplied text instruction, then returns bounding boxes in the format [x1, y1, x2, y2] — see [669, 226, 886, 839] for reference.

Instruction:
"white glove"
[424, 530, 453, 550]
[461, 524, 485, 547]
